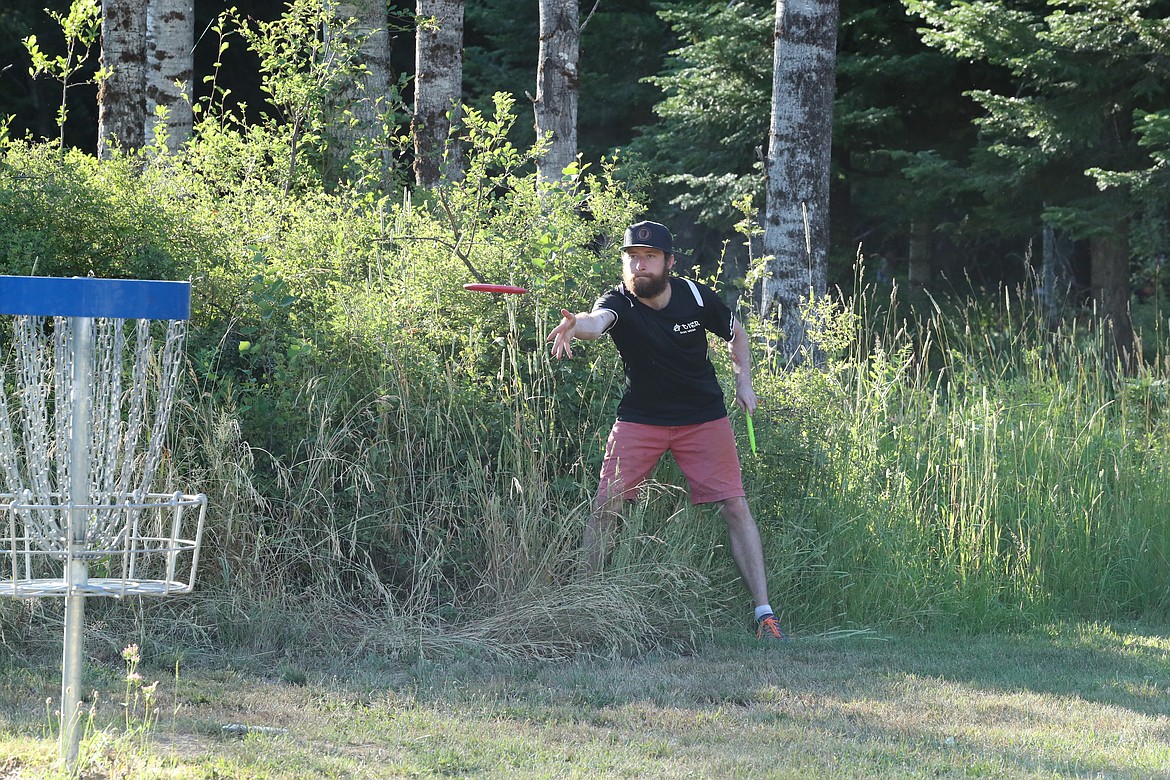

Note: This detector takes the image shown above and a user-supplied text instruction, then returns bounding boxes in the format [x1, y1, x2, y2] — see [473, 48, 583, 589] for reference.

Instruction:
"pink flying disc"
[463, 283, 528, 295]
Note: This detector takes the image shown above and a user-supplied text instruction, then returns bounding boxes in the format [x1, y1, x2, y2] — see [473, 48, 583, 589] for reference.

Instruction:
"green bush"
[0, 142, 198, 280]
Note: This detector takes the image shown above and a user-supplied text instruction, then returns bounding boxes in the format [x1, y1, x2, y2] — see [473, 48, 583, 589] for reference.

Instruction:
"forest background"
[0, 0, 1168, 665]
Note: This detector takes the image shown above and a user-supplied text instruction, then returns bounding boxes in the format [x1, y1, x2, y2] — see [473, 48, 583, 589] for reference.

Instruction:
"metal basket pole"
[61, 315, 92, 767]
[0, 276, 201, 774]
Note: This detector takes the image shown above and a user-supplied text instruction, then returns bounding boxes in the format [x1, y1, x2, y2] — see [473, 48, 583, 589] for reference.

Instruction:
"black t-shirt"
[593, 277, 735, 426]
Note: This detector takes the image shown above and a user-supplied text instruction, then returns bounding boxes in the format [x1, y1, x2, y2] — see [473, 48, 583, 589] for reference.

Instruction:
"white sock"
[754, 604, 774, 622]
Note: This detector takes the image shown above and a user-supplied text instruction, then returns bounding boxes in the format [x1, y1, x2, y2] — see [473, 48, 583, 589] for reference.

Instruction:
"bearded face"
[626, 267, 670, 298]
[622, 248, 673, 299]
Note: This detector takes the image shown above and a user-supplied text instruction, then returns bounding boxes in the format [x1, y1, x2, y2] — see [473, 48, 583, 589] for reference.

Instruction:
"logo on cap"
[622, 220, 675, 255]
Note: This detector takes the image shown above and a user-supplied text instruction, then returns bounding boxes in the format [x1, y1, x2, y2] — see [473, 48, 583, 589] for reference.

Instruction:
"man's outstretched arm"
[548, 308, 616, 359]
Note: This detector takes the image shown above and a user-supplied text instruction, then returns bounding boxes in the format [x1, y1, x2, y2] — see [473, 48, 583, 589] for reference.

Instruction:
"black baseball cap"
[621, 221, 675, 256]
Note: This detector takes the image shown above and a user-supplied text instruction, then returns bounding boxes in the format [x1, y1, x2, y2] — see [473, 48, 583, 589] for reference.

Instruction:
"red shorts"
[595, 417, 745, 506]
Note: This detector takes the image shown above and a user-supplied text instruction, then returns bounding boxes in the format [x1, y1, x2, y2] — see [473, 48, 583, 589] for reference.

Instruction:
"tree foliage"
[233, 0, 407, 195]
[462, 0, 670, 164]
[905, 0, 1170, 256]
[21, 0, 108, 148]
[834, 1, 992, 273]
[627, 0, 773, 228]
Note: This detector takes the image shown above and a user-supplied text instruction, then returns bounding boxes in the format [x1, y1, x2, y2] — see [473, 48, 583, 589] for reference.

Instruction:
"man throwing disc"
[547, 220, 785, 641]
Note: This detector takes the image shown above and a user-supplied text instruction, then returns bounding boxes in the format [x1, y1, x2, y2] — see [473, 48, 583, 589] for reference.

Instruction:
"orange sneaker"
[756, 614, 785, 641]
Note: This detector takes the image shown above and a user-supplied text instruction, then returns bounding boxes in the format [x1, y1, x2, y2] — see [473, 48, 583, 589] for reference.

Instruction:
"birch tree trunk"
[762, 0, 839, 365]
[145, 0, 194, 152]
[535, 0, 579, 184]
[413, 0, 464, 187]
[327, 0, 394, 189]
[98, 0, 147, 158]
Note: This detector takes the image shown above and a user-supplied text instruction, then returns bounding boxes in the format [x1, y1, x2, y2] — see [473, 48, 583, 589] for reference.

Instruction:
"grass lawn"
[1, 622, 1168, 778]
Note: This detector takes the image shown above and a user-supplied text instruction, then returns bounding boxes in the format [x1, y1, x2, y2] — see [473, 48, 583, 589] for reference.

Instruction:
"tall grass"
[130, 291, 717, 662]
[118, 271, 1170, 663]
[752, 281, 1170, 632]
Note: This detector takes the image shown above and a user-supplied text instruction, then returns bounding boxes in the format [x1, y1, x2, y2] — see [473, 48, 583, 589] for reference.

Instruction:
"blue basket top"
[0, 276, 191, 320]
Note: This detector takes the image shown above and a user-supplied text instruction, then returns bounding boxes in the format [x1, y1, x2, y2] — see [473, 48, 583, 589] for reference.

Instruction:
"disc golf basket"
[0, 276, 207, 769]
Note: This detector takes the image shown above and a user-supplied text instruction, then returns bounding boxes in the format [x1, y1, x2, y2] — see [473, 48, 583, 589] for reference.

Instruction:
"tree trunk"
[907, 219, 932, 288]
[145, 0, 194, 152]
[98, 0, 147, 158]
[413, 0, 464, 187]
[327, 0, 394, 190]
[1090, 229, 1134, 368]
[762, 0, 839, 365]
[1040, 223, 1073, 327]
[535, 0, 579, 184]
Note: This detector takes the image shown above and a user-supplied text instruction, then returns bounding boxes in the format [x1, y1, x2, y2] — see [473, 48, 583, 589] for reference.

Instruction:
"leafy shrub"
[0, 142, 202, 280]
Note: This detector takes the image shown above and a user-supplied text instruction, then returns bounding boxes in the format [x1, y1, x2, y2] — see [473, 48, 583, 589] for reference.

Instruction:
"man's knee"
[720, 495, 753, 525]
[591, 493, 625, 519]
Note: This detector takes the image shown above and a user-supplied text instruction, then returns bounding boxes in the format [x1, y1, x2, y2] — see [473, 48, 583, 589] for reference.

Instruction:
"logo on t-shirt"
[674, 320, 701, 335]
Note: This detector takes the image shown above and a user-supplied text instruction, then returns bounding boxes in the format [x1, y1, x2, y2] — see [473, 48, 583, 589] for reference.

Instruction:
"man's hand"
[734, 380, 758, 415]
[548, 309, 578, 359]
[729, 318, 757, 414]
[547, 309, 615, 359]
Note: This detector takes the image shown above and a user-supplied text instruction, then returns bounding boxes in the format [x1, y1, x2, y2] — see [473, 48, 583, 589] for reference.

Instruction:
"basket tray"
[1, 492, 206, 599]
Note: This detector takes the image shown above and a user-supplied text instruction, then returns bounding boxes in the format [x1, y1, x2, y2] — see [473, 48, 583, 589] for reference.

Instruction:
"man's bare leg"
[582, 494, 623, 573]
[719, 495, 770, 607]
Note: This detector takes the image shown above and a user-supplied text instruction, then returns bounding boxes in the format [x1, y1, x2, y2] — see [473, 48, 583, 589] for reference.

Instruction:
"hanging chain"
[0, 316, 188, 551]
